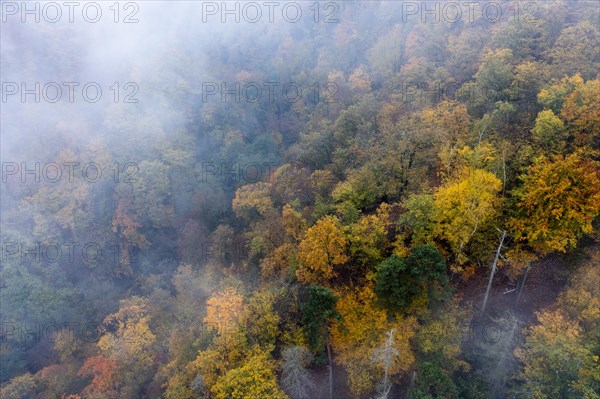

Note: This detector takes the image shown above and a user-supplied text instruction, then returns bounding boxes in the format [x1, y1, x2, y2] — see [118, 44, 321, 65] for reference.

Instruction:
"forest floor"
[458, 241, 597, 399]
[306, 241, 598, 399]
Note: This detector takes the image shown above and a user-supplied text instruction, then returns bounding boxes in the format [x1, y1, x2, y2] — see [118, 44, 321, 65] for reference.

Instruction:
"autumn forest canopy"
[0, 1, 599, 398]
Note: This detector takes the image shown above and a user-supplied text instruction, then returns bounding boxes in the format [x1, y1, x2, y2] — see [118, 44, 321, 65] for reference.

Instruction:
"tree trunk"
[515, 263, 531, 305]
[326, 338, 333, 399]
[502, 151, 507, 196]
[481, 230, 506, 317]
[405, 370, 417, 399]
[379, 329, 396, 399]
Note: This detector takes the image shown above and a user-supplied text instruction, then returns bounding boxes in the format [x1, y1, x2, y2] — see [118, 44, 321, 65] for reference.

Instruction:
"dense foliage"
[1, 1, 599, 398]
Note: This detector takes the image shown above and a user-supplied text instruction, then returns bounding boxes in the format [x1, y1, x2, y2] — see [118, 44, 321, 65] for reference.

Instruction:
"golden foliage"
[296, 216, 349, 284]
[515, 250, 600, 398]
[434, 167, 502, 269]
[203, 288, 245, 336]
[97, 297, 156, 367]
[330, 285, 417, 396]
[347, 203, 392, 268]
[211, 351, 289, 399]
[561, 78, 600, 146]
[282, 204, 306, 242]
[508, 152, 600, 255]
[232, 182, 274, 222]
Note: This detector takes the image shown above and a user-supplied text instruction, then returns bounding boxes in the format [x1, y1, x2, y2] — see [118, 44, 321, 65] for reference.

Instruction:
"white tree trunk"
[481, 230, 506, 317]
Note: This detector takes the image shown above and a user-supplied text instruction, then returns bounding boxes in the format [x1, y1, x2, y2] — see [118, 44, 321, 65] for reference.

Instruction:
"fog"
[1, 1, 598, 398]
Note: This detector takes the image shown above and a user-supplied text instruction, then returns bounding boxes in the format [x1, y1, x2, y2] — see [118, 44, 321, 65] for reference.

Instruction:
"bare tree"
[281, 346, 315, 399]
[372, 328, 398, 399]
[326, 339, 333, 399]
[515, 263, 532, 305]
[481, 230, 507, 317]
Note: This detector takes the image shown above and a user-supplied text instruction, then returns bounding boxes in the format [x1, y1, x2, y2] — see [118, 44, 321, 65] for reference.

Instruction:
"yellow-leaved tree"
[346, 203, 391, 272]
[561, 78, 600, 147]
[260, 204, 306, 280]
[244, 289, 281, 350]
[508, 151, 600, 255]
[515, 249, 600, 398]
[232, 182, 274, 223]
[203, 287, 245, 336]
[296, 215, 349, 284]
[211, 350, 288, 399]
[330, 285, 417, 396]
[165, 287, 249, 399]
[434, 167, 502, 271]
